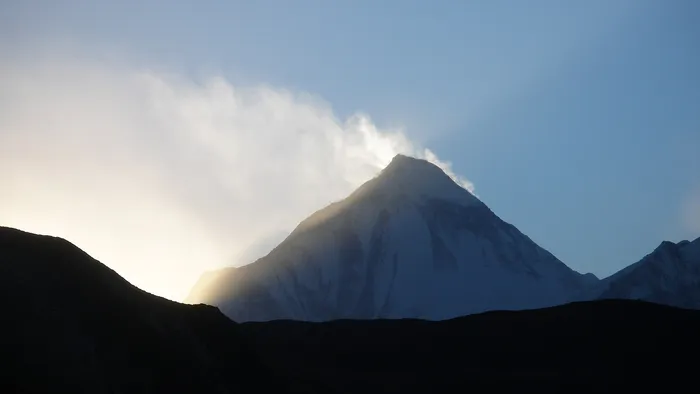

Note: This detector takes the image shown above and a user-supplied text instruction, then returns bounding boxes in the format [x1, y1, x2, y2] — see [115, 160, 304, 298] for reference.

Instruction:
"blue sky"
[2, 0, 699, 297]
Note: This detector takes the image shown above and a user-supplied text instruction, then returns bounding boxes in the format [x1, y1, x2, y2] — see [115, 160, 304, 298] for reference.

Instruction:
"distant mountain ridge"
[187, 154, 595, 321]
[590, 237, 700, 308]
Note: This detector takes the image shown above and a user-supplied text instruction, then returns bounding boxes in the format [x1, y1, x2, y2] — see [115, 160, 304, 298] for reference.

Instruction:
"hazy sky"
[1, 0, 698, 301]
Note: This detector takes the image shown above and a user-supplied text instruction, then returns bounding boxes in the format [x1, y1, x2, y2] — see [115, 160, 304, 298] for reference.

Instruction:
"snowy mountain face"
[590, 237, 700, 309]
[187, 154, 595, 322]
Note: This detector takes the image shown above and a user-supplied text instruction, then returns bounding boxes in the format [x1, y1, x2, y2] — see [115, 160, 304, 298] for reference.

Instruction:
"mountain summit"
[355, 154, 481, 205]
[187, 154, 594, 321]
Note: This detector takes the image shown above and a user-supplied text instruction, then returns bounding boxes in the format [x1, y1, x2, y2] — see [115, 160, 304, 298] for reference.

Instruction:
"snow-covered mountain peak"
[289, 154, 481, 237]
[186, 154, 592, 322]
[349, 154, 481, 207]
[383, 153, 440, 175]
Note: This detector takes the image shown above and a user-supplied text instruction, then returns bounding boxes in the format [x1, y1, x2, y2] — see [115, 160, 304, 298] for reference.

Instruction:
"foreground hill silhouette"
[4, 226, 700, 393]
[242, 299, 700, 392]
[0, 227, 280, 394]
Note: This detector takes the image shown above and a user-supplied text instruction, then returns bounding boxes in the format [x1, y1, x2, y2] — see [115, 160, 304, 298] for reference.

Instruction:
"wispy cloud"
[0, 55, 474, 301]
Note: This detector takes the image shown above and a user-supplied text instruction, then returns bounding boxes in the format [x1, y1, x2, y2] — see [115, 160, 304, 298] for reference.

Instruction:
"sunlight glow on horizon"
[0, 54, 475, 302]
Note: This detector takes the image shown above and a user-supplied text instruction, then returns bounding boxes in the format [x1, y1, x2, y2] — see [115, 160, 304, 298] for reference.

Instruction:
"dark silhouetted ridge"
[4, 227, 700, 392]
[242, 299, 700, 392]
[0, 226, 283, 394]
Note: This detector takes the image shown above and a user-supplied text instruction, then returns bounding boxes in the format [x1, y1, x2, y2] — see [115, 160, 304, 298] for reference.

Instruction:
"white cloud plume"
[0, 56, 474, 301]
